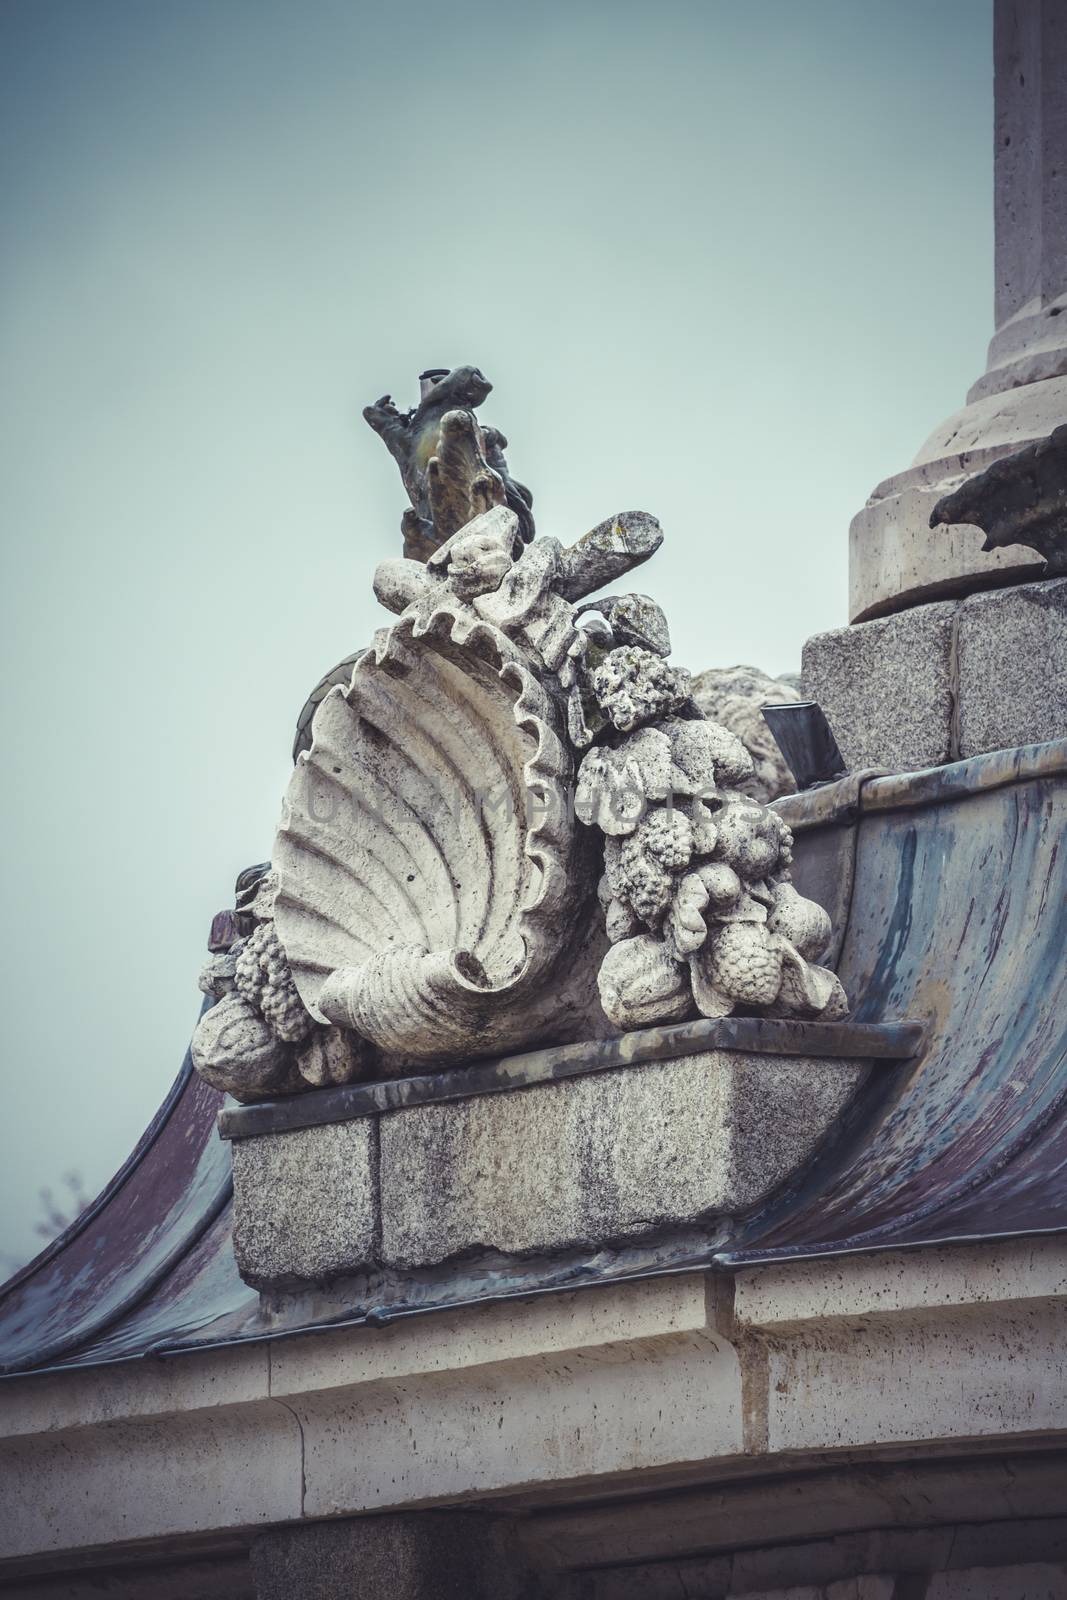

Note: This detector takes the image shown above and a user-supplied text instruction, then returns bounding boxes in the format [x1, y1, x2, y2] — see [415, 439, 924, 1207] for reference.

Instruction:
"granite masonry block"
[956, 578, 1067, 757]
[231, 1118, 376, 1286]
[801, 601, 957, 773]
[379, 1051, 865, 1270]
[802, 578, 1066, 776]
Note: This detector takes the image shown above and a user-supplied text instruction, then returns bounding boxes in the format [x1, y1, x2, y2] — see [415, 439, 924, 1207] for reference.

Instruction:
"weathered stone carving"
[691, 664, 802, 802]
[576, 648, 847, 1030]
[192, 868, 367, 1100]
[191, 367, 848, 1098]
[364, 365, 535, 561]
[930, 421, 1067, 576]
[273, 563, 590, 1066]
[270, 499, 671, 1072]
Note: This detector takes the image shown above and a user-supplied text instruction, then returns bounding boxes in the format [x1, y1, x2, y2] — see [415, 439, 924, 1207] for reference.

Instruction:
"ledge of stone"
[225, 1020, 919, 1289]
[219, 1017, 920, 1140]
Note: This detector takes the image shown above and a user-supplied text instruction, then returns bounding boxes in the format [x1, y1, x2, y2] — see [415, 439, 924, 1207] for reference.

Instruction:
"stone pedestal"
[803, 576, 1067, 773]
[221, 1019, 909, 1289]
[848, 0, 1067, 623]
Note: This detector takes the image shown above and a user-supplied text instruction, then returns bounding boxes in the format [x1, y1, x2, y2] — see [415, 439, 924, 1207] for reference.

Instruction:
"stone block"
[232, 1119, 376, 1286]
[956, 578, 1067, 757]
[588, 1555, 732, 1599]
[379, 1051, 865, 1269]
[250, 1512, 531, 1600]
[801, 602, 957, 773]
[802, 576, 1067, 776]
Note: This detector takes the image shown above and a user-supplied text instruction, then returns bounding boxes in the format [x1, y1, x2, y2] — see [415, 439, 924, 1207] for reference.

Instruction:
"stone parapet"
[231, 1120, 377, 1286]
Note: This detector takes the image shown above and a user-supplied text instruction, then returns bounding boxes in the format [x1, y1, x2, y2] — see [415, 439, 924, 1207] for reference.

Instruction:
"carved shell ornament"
[190, 365, 847, 1101]
[273, 594, 588, 1063]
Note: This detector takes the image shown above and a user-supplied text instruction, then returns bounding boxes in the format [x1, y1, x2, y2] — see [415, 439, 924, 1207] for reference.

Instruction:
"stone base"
[802, 577, 1067, 774]
[848, 368, 1066, 624]
[228, 1032, 873, 1287]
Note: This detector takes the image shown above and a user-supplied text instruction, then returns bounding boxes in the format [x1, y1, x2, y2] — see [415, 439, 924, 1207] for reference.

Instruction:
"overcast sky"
[0, 0, 992, 1270]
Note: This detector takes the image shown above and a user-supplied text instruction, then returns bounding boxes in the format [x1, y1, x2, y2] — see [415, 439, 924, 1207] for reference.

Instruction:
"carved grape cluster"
[592, 647, 691, 733]
[704, 922, 784, 1008]
[615, 809, 695, 923]
[641, 809, 694, 871]
[234, 922, 314, 1044]
[579, 634, 848, 1027]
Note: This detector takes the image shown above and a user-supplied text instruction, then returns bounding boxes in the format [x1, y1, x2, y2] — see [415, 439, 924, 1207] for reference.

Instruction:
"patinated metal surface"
[0, 1014, 240, 1376]
[723, 738, 1067, 1261]
[759, 702, 846, 790]
[1, 740, 1065, 1374]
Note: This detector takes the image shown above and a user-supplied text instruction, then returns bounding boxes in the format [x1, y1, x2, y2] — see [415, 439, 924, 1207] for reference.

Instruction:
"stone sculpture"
[193, 868, 367, 1099]
[190, 366, 848, 1101]
[364, 365, 535, 561]
[575, 649, 847, 1029]
[930, 421, 1067, 576]
[691, 664, 802, 802]
[273, 525, 591, 1068]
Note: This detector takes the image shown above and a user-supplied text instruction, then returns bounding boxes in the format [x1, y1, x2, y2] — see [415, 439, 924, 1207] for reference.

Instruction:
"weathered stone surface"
[380, 1051, 865, 1269]
[556, 509, 664, 601]
[803, 576, 1067, 774]
[760, 1296, 1066, 1457]
[6, 1238, 1065, 1575]
[925, 1564, 1067, 1599]
[930, 423, 1067, 577]
[191, 992, 297, 1100]
[250, 1512, 534, 1600]
[956, 578, 1067, 757]
[848, 378, 1061, 623]
[275, 581, 595, 1067]
[363, 363, 535, 559]
[586, 1556, 733, 1600]
[578, 648, 847, 1030]
[231, 1120, 376, 1285]
[192, 878, 367, 1103]
[991, 0, 1067, 335]
[802, 602, 957, 772]
[691, 663, 802, 802]
[726, 1582, 894, 1600]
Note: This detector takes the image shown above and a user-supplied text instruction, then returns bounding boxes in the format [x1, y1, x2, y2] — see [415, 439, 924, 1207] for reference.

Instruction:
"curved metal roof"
[2, 739, 1065, 1376]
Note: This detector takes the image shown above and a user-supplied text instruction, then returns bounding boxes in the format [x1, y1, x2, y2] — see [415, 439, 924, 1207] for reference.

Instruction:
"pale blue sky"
[0, 0, 992, 1267]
